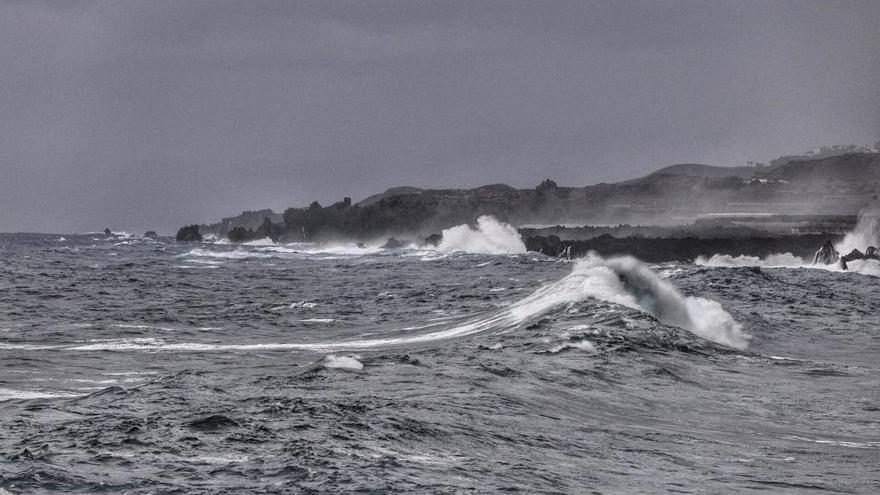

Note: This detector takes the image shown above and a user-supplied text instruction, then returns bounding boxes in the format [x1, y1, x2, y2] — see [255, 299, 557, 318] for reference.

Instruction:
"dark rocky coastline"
[522, 233, 843, 263]
[178, 152, 879, 257]
[175, 225, 203, 242]
[227, 217, 283, 243]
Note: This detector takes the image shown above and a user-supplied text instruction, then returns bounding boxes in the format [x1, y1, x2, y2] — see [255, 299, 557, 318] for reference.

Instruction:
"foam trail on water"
[294, 243, 384, 256]
[0, 387, 80, 401]
[437, 216, 526, 255]
[182, 248, 274, 259]
[241, 238, 276, 246]
[696, 253, 804, 268]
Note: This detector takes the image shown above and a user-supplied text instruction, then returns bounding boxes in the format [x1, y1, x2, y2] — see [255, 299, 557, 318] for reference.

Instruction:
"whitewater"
[0, 218, 878, 493]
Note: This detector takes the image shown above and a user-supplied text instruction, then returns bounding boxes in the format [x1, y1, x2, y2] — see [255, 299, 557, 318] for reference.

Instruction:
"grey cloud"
[1, 1, 877, 233]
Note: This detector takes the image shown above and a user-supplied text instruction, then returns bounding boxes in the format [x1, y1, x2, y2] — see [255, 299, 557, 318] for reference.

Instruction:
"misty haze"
[1, 1, 879, 494]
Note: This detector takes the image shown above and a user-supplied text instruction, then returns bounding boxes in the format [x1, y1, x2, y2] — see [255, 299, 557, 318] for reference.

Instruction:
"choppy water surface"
[0, 232, 878, 493]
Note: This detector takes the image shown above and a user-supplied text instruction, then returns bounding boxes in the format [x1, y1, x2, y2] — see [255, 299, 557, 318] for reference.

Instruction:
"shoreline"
[522, 233, 842, 263]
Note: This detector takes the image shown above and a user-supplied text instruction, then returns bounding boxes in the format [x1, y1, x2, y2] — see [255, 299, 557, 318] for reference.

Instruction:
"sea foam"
[241, 238, 276, 246]
[0, 387, 79, 401]
[696, 252, 880, 277]
[182, 248, 274, 260]
[696, 253, 804, 268]
[322, 355, 364, 370]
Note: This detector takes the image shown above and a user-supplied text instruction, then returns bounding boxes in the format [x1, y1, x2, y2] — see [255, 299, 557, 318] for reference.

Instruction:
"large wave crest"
[562, 253, 749, 349]
[437, 216, 526, 255]
[347, 252, 748, 349]
[409, 252, 747, 349]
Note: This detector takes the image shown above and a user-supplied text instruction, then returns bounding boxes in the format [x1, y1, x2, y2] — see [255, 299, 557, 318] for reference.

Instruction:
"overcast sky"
[1, 1, 878, 233]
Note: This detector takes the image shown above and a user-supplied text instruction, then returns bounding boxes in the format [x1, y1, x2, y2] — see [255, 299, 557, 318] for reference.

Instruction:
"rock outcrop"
[836, 245, 880, 270]
[812, 240, 839, 265]
[226, 217, 282, 243]
[380, 237, 404, 250]
[841, 249, 864, 263]
[226, 226, 253, 243]
[176, 225, 203, 242]
[423, 233, 442, 246]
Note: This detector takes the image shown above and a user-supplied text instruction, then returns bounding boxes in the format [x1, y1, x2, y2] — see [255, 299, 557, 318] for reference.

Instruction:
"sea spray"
[696, 251, 880, 277]
[836, 208, 880, 255]
[437, 216, 526, 255]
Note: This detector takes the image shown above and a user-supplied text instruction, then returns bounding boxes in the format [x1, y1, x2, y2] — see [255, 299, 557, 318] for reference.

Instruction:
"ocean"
[0, 221, 878, 494]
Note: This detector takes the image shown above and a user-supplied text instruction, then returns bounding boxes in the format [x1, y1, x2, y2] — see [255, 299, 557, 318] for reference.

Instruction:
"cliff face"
[185, 153, 880, 243]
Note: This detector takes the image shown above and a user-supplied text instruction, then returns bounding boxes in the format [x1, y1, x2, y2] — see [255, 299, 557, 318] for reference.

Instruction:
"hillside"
[645, 163, 760, 180]
[759, 153, 880, 184]
[192, 153, 879, 242]
[356, 186, 424, 207]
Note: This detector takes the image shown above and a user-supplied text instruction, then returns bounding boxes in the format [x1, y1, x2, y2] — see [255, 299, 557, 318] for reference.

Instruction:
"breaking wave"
[437, 216, 526, 255]
[559, 253, 749, 348]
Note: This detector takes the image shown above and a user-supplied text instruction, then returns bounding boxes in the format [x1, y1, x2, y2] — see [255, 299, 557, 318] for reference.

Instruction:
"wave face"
[437, 216, 526, 255]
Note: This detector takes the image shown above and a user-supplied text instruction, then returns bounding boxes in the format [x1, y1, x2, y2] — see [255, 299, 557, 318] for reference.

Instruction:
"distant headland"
[177, 149, 880, 261]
